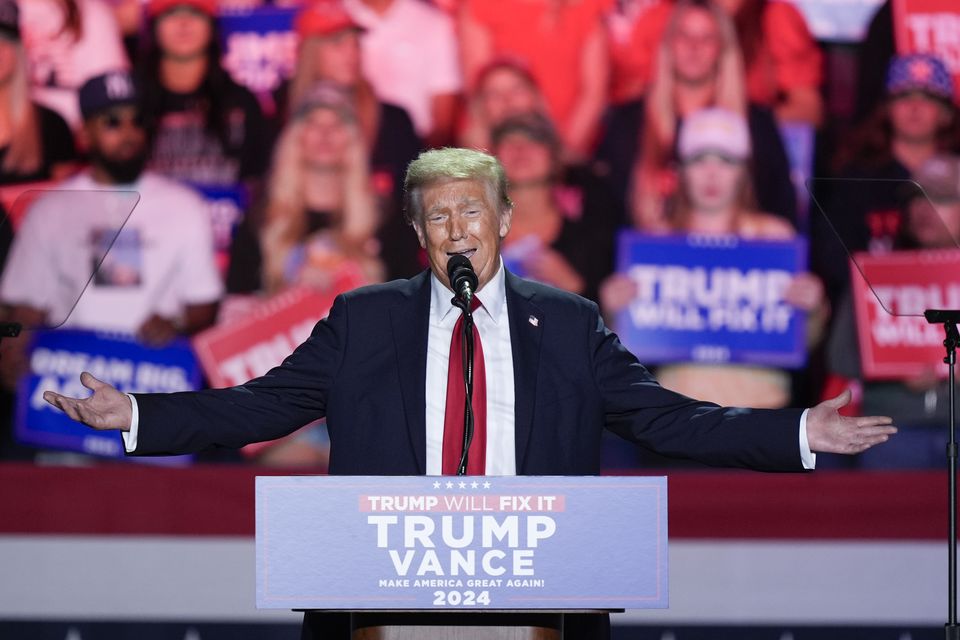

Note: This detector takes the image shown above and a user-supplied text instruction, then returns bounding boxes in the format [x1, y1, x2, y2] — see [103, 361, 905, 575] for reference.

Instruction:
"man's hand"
[807, 389, 896, 454]
[42, 372, 132, 432]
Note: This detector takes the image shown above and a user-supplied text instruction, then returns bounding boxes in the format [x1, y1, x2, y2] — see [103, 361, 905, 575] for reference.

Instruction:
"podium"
[257, 476, 667, 639]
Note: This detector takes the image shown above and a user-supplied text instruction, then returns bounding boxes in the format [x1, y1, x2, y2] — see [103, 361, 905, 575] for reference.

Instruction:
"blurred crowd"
[0, 0, 956, 470]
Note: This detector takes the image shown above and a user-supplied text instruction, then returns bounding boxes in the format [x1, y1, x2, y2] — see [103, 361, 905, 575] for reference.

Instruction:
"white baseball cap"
[678, 107, 751, 162]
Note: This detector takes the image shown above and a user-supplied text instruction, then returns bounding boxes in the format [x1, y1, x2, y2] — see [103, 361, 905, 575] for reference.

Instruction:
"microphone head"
[446, 254, 478, 294]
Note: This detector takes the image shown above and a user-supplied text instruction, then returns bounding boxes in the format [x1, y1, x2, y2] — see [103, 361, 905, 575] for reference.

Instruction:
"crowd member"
[491, 112, 618, 303]
[342, 0, 461, 148]
[0, 70, 221, 382]
[816, 53, 960, 305]
[281, 1, 420, 209]
[20, 0, 128, 130]
[611, 0, 822, 125]
[825, 155, 960, 469]
[595, 0, 795, 232]
[458, 58, 543, 154]
[0, 0, 77, 184]
[459, 0, 609, 159]
[601, 108, 826, 410]
[227, 82, 384, 296]
[139, 0, 270, 189]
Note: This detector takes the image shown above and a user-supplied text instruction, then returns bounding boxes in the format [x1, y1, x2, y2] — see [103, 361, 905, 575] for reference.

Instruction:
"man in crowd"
[44, 147, 895, 638]
[0, 70, 222, 350]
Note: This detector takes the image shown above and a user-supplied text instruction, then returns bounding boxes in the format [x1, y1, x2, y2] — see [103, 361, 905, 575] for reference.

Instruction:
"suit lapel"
[505, 272, 543, 473]
[390, 271, 431, 474]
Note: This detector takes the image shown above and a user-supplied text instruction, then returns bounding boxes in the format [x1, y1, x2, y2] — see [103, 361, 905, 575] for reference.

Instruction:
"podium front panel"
[256, 475, 668, 611]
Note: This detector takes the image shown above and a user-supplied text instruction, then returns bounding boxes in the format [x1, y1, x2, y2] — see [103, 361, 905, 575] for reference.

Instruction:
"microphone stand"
[453, 291, 475, 476]
[924, 309, 960, 640]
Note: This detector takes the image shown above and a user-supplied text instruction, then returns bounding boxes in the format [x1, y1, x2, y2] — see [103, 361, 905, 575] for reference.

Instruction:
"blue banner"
[16, 329, 202, 459]
[219, 7, 298, 103]
[613, 232, 808, 368]
[192, 183, 248, 275]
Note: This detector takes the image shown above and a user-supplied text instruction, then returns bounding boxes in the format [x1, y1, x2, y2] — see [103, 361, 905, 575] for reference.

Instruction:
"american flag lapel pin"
[528, 315, 539, 327]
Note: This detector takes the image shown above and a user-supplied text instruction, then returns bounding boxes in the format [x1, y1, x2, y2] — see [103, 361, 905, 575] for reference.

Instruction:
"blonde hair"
[288, 35, 379, 149]
[260, 105, 378, 294]
[403, 147, 512, 226]
[632, 0, 747, 230]
[644, 0, 746, 166]
[2, 44, 41, 176]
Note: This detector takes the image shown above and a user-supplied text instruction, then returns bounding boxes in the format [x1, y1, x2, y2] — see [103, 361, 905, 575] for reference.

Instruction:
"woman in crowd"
[459, 58, 544, 153]
[825, 155, 960, 469]
[595, 0, 795, 233]
[0, 0, 77, 184]
[459, 0, 609, 159]
[611, 0, 822, 125]
[816, 53, 960, 305]
[600, 108, 826, 410]
[280, 1, 421, 211]
[490, 111, 619, 303]
[20, 0, 128, 129]
[226, 81, 383, 297]
[138, 0, 269, 189]
[226, 82, 385, 467]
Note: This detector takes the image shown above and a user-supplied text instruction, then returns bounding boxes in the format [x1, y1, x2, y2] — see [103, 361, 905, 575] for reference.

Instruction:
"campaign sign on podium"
[256, 475, 667, 610]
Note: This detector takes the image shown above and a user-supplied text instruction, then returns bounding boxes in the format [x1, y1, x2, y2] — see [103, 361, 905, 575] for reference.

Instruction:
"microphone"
[446, 254, 478, 306]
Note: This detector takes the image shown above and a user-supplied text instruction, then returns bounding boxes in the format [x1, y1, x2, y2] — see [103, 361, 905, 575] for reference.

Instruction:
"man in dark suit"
[45, 147, 894, 637]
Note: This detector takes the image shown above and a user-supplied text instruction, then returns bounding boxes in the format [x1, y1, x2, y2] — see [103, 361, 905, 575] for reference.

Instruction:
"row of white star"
[432, 480, 492, 489]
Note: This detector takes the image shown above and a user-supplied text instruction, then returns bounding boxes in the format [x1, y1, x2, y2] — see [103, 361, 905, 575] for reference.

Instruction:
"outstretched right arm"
[44, 293, 349, 456]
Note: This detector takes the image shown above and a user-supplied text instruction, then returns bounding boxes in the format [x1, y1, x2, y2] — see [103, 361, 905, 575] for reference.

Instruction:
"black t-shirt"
[594, 98, 798, 228]
[147, 79, 270, 187]
[0, 104, 76, 185]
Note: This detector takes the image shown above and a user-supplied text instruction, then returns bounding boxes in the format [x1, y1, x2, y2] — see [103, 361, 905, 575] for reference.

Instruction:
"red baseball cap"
[147, 0, 217, 19]
[295, 1, 361, 40]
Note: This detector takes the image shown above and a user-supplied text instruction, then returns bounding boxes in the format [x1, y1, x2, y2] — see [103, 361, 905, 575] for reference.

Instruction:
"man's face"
[84, 105, 148, 182]
[413, 178, 512, 292]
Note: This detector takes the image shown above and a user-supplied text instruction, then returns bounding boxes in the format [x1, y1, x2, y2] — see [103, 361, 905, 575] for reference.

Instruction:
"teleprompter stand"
[924, 309, 960, 640]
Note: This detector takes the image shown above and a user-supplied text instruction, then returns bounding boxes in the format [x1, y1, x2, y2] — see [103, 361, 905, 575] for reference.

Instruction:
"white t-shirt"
[22, 0, 129, 130]
[0, 171, 223, 334]
[344, 0, 462, 136]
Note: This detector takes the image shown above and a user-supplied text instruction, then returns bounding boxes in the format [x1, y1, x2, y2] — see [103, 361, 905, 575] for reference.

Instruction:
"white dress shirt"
[425, 261, 515, 476]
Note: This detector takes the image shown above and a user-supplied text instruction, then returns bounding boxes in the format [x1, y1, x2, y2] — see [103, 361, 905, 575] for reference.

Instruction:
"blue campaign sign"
[613, 232, 808, 368]
[219, 7, 298, 100]
[191, 183, 249, 274]
[16, 329, 202, 459]
[257, 475, 668, 610]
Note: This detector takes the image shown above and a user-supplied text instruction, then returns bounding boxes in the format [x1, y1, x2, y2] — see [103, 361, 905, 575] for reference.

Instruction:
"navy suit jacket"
[133, 270, 805, 473]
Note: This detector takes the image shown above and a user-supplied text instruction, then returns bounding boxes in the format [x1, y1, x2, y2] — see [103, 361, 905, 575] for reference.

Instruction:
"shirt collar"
[430, 257, 506, 326]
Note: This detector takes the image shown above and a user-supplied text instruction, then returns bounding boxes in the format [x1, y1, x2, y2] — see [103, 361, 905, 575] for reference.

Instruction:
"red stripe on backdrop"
[0, 463, 947, 539]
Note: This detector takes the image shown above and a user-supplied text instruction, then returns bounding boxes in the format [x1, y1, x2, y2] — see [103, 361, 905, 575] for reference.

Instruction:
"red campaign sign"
[851, 250, 960, 379]
[192, 281, 359, 389]
[894, 0, 960, 103]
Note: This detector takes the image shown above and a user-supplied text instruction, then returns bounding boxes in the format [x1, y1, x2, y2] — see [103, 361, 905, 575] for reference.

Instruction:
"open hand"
[806, 389, 896, 454]
[42, 372, 132, 431]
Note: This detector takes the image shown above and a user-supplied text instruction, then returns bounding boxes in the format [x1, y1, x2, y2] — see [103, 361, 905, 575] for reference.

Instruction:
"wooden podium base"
[350, 611, 564, 640]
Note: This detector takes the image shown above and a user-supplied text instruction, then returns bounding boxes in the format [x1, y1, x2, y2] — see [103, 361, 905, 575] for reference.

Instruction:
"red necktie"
[441, 297, 486, 475]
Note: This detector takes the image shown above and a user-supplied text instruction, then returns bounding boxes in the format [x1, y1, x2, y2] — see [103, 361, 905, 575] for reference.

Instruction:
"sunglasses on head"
[99, 111, 146, 130]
